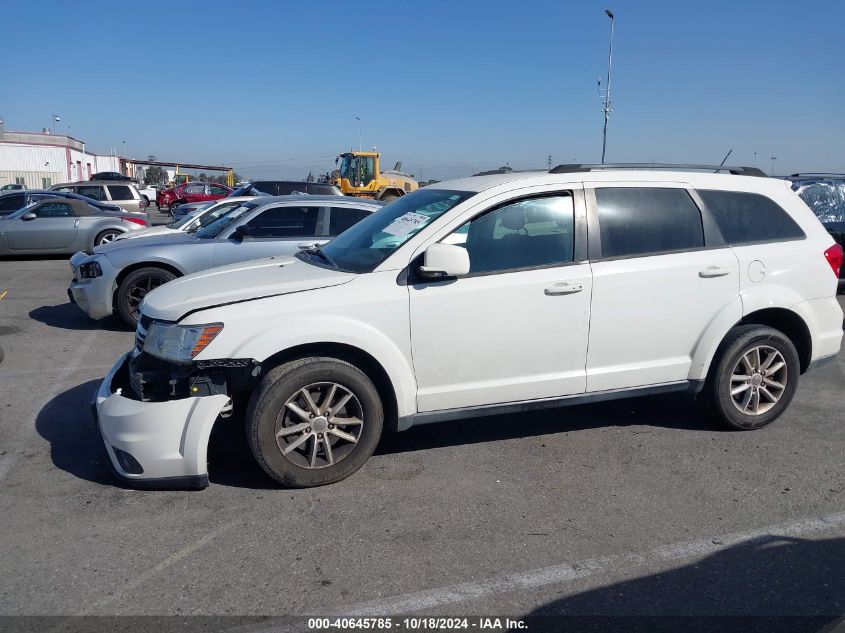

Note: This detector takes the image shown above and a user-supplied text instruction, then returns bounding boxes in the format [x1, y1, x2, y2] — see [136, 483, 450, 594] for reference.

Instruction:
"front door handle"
[544, 282, 584, 296]
[698, 266, 731, 278]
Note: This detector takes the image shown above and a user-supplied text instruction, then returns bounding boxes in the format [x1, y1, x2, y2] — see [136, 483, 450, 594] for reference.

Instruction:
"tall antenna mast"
[599, 9, 615, 164]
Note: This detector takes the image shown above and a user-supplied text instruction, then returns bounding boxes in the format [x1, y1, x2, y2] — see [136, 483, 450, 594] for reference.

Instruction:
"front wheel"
[706, 325, 800, 430]
[115, 267, 177, 328]
[246, 357, 384, 487]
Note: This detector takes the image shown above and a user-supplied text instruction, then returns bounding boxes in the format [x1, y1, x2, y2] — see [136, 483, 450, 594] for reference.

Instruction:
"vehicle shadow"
[520, 534, 845, 633]
[39, 384, 717, 491]
[375, 393, 716, 456]
[29, 302, 129, 332]
[34, 379, 118, 487]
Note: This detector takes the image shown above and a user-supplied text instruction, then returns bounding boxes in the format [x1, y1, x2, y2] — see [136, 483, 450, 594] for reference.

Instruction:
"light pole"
[753, 151, 757, 167]
[355, 116, 361, 152]
[600, 9, 615, 164]
[770, 156, 777, 176]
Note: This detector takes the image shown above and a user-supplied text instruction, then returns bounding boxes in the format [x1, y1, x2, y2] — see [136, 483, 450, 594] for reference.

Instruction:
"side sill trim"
[397, 380, 703, 431]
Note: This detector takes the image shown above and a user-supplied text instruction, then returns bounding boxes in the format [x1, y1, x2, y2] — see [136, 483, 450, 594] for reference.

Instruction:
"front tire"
[115, 267, 177, 328]
[705, 325, 800, 430]
[246, 357, 384, 487]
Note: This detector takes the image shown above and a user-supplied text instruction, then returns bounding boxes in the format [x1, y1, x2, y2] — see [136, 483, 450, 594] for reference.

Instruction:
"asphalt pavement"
[0, 213, 843, 623]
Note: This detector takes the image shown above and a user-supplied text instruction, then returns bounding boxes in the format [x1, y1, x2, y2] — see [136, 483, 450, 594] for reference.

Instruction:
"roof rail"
[549, 163, 768, 177]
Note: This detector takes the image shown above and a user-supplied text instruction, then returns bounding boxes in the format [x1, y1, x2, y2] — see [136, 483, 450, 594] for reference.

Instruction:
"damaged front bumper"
[93, 352, 232, 489]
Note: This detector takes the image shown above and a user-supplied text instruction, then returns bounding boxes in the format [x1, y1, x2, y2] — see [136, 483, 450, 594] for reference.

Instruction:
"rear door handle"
[544, 282, 584, 296]
[698, 266, 731, 278]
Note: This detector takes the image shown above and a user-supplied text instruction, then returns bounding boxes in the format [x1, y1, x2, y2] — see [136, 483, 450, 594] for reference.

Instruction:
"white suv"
[93, 165, 844, 489]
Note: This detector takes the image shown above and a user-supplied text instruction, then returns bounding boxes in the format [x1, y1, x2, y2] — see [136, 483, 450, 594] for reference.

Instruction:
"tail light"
[123, 216, 148, 227]
[824, 243, 843, 278]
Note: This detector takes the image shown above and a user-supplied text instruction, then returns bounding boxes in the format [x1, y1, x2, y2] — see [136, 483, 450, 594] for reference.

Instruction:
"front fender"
[222, 315, 417, 419]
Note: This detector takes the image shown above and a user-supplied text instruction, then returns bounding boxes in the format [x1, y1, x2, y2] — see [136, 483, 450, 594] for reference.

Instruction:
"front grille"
[135, 314, 152, 353]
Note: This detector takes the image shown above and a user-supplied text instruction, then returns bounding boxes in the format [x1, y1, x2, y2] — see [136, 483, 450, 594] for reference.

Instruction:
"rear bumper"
[792, 296, 844, 367]
[93, 353, 230, 489]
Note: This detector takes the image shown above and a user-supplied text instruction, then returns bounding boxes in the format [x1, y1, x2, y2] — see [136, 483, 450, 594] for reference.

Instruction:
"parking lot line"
[0, 290, 8, 300]
[335, 509, 845, 616]
[0, 329, 98, 481]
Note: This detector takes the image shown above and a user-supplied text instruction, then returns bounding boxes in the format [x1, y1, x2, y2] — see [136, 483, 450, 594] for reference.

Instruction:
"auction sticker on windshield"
[382, 212, 429, 237]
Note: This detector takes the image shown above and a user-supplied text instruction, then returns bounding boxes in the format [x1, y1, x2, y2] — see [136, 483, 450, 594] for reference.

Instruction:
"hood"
[95, 231, 196, 255]
[141, 256, 355, 321]
[113, 226, 179, 241]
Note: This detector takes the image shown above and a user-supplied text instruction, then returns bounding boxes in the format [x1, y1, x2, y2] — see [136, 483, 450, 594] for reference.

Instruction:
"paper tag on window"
[382, 212, 428, 237]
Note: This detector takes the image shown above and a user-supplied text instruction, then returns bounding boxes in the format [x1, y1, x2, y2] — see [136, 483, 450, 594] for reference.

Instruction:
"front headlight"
[79, 261, 102, 278]
[143, 322, 223, 363]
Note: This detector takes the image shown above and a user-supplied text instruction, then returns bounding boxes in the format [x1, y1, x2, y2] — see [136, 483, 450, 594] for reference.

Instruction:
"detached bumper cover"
[93, 353, 230, 489]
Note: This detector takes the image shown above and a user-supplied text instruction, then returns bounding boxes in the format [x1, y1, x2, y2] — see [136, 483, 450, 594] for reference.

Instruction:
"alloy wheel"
[729, 345, 788, 415]
[126, 274, 170, 320]
[274, 382, 364, 469]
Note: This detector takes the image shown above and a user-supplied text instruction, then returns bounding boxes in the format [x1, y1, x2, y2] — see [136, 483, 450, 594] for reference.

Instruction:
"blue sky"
[1, 0, 843, 180]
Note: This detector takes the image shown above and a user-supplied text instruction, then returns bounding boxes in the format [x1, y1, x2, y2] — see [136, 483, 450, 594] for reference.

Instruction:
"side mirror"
[419, 243, 470, 279]
[231, 225, 252, 241]
[21, 212, 37, 221]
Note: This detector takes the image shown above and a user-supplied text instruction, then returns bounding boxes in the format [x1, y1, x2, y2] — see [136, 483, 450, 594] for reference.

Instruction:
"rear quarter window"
[698, 190, 805, 244]
[107, 185, 136, 201]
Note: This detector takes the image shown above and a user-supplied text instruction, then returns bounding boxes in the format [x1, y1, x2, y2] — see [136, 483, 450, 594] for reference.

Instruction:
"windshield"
[229, 184, 274, 197]
[184, 201, 248, 232]
[193, 203, 257, 239]
[313, 189, 474, 273]
[794, 179, 845, 223]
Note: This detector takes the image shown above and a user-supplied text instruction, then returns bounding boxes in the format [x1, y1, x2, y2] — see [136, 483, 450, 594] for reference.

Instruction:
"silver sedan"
[68, 195, 382, 327]
[0, 197, 147, 255]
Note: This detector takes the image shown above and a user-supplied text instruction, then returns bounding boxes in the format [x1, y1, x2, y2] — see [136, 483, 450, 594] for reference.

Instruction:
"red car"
[156, 182, 232, 213]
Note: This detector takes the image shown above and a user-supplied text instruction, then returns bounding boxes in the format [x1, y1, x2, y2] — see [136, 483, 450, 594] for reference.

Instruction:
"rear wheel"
[246, 357, 384, 487]
[94, 229, 122, 246]
[115, 267, 177, 328]
[705, 325, 800, 430]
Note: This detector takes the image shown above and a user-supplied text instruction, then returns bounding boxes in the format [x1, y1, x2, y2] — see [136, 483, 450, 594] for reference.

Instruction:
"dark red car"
[156, 182, 232, 213]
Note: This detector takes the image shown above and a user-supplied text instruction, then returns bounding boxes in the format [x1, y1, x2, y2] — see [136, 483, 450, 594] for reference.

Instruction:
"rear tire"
[115, 267, 177, 328]
[94, 229, 122, 247]
[246, 357, 384, 487]
[705, 325, 800, 430]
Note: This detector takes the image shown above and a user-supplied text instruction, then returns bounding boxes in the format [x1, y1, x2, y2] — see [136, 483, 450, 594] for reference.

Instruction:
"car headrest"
[499, 206, 525, 231]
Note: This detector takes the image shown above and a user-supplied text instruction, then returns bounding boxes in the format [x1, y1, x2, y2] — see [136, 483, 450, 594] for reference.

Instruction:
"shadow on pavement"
[29, 302, 128, 332]
[376, 393, 716, 456]
[39, 385, 718, 491]
[521, 534, 845, 632]
[35, 379, 117, 487]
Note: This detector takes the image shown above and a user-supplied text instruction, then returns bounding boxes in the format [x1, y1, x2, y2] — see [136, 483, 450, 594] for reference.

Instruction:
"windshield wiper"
[302, 244, 338, 269]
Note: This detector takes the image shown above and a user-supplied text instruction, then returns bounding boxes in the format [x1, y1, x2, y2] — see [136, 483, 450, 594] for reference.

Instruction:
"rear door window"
[208, 185, 229, 196]
[595, 187, 704, 258]
[698, 190, 806, 244]
[76, 185, 105, 200]
[243, 205, 321, 238]
[107, 185, 135, 201]
[328, 207, 371, 236]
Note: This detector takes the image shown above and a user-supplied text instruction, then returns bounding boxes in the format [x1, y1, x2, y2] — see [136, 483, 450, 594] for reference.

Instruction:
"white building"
[0, 124, 125, 189]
